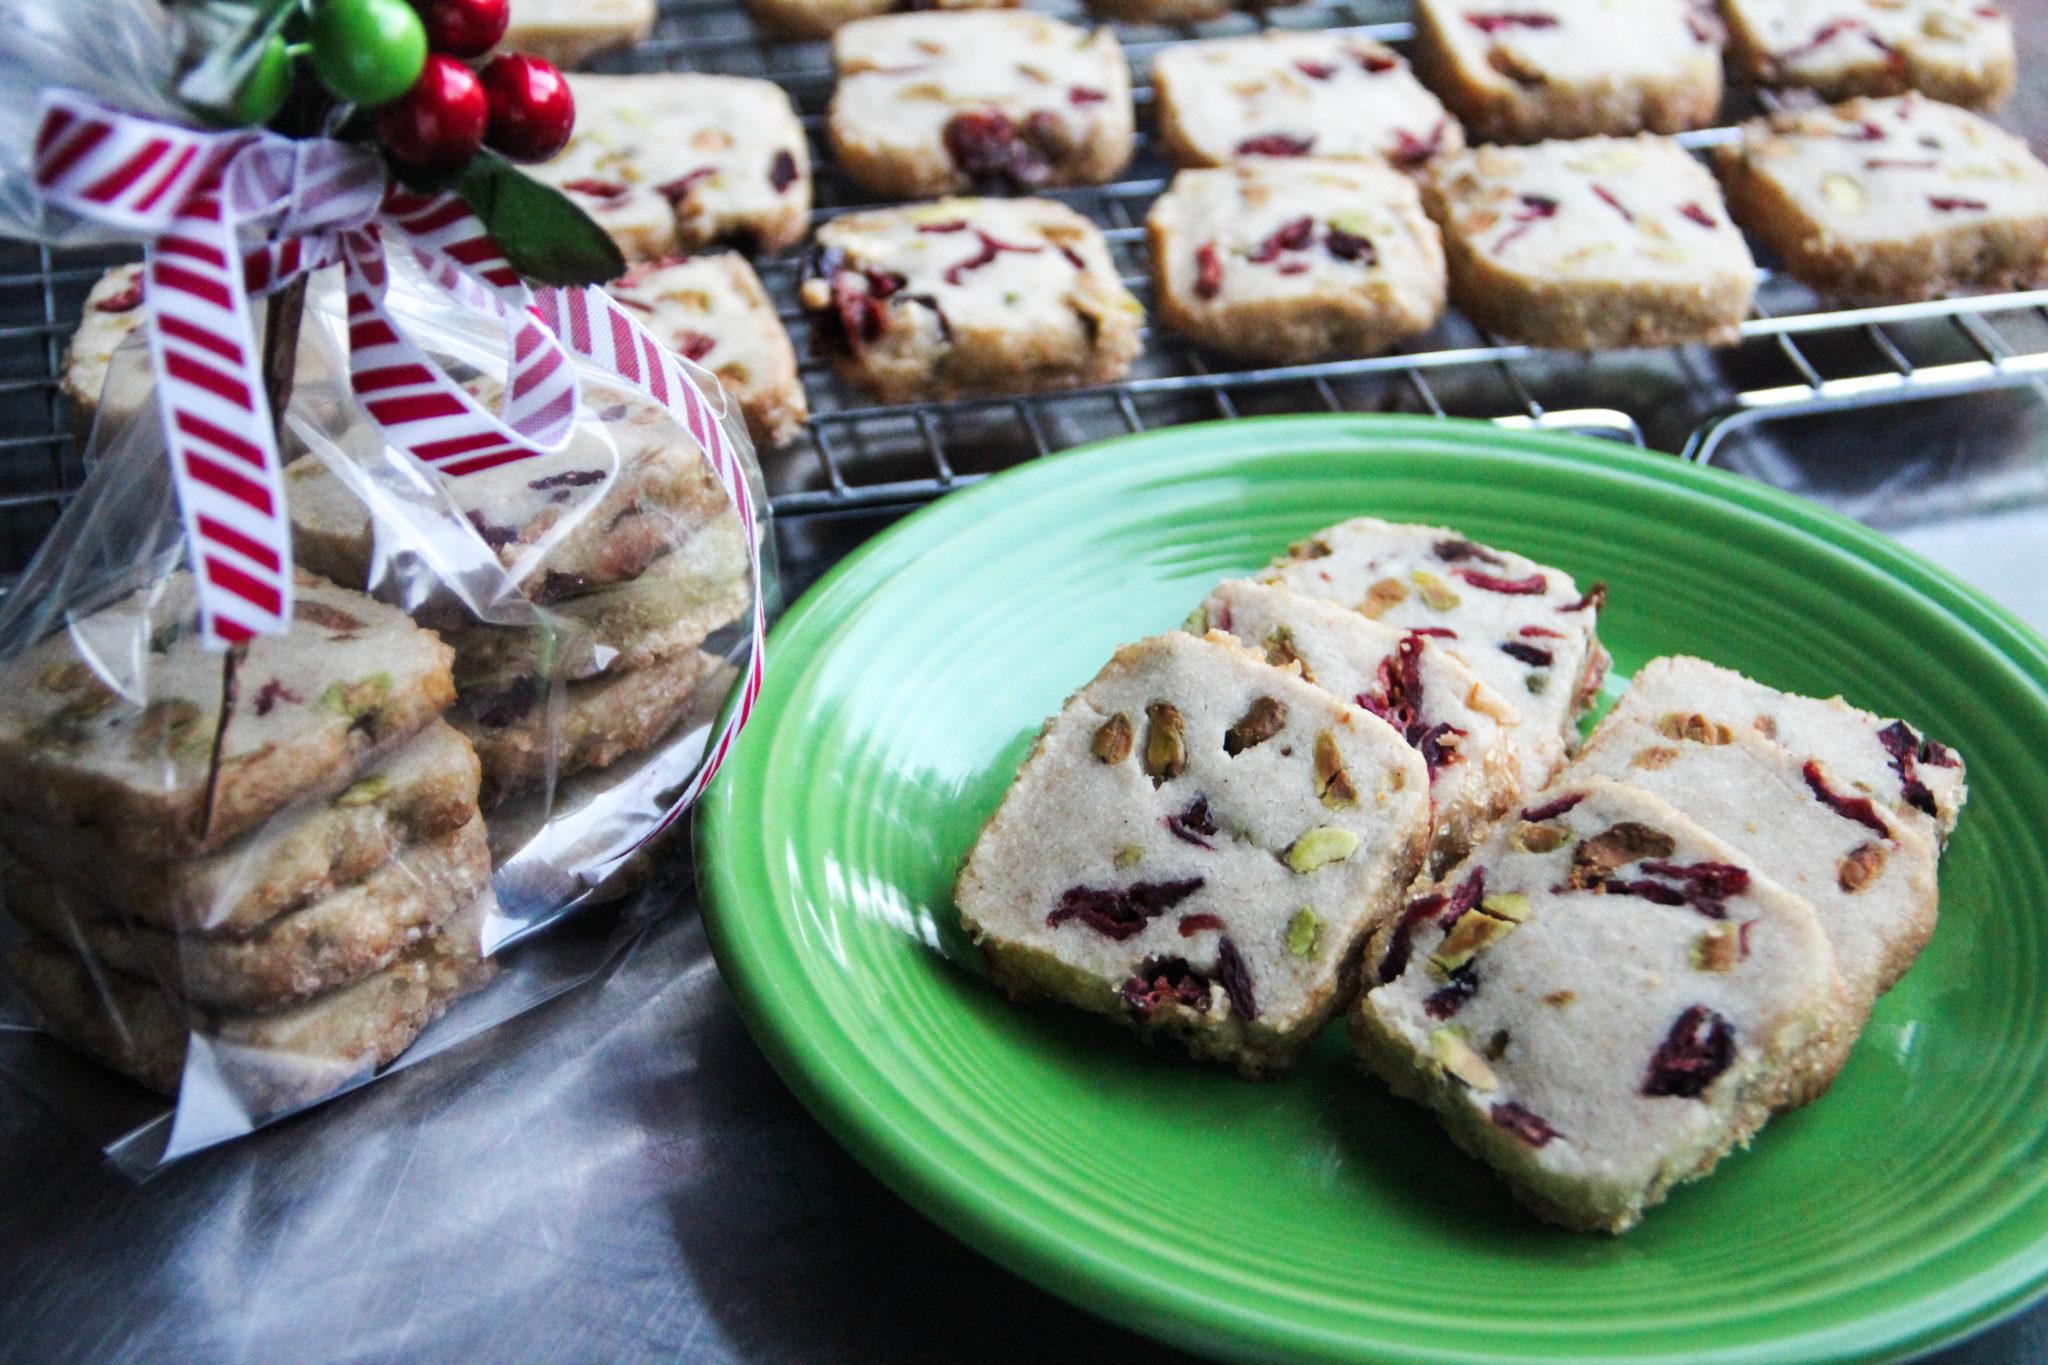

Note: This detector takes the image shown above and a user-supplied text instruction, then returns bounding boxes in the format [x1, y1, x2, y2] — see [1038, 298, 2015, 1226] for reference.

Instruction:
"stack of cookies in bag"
[285, 380, 750, 803]
[0, 571, 494, 1104]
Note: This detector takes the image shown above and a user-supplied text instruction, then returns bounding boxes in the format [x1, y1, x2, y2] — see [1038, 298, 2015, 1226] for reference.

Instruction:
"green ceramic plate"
[697, 417, 2048, 1364]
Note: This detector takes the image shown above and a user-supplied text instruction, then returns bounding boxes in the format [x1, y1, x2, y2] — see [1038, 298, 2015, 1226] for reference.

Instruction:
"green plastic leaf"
[451, 153, 626, 288]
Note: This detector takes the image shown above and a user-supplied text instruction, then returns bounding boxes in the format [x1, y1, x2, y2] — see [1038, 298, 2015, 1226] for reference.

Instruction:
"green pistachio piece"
[1313, 729, 1357, 808]
[1429, 1026, 1498, 1090]
[1479, 892, 1532, 923]
[1224, 696, 1286, 756]
[1409, 570, 1460, 611]
[1285, 826, 1358, 873]
[1509, 821, 1572, 854]
[1143, 702, 1187, 783]
[1286, 907, 1321, 957]
[1092, 712, 1134, 764]
[1183, 606, 1210, 635]
[321, 672, 392, 720]
[335, 775, 392, 808]
[1691, 923, 1741, 972]
[1113, 844, 1143, 870]
[1430, 908, 1518, 975]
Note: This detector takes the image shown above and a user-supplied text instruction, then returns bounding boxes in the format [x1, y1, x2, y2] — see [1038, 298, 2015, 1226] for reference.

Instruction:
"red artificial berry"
[378, 53, 488, 169]
[480, 54, 575, 163]
[414, 0, 510, 57]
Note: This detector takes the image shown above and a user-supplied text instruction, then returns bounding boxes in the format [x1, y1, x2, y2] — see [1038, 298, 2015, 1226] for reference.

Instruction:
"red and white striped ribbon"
[29, 90, 764, 805]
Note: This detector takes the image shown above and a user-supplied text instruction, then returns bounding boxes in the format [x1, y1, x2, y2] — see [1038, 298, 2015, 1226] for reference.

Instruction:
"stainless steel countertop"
[11, 9, 2048, 1363]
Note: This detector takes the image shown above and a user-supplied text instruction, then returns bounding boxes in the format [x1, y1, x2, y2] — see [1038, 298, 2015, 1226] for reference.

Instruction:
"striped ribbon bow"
[29, 90, 765, 815]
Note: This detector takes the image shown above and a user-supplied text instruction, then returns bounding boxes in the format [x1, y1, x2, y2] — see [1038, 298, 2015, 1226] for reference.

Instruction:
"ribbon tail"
[145, 172, 294, 648]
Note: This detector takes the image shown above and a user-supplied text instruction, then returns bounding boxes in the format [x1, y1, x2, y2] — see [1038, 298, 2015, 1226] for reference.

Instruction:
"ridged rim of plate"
[697, 416, 2048, 1365]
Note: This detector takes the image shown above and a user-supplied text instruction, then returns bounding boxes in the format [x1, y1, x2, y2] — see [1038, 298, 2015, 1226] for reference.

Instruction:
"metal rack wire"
[5, 0, 2048, 566]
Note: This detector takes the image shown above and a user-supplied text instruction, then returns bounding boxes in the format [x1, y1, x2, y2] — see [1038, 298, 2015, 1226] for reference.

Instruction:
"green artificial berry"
[309, 0, 428, 108]
[229, 34, 294, 127]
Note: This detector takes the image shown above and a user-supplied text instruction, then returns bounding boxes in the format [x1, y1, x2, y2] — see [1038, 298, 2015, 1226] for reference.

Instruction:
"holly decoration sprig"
[171, 0, 621, 286]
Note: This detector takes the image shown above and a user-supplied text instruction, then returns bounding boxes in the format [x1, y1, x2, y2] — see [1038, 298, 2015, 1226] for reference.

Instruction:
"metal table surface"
[14, 18, 2048, 1365]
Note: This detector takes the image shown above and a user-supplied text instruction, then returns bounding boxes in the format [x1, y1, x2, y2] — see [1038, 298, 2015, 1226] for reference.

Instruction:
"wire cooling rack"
[7, 0, 2048, 572]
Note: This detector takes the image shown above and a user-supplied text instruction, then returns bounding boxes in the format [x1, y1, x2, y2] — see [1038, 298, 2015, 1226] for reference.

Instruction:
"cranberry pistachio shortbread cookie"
[1715, 94, 2048, 304]
[1588, 655, 1967, 847]
[1258, 518, 1607, 793]
[1080, 0, 1302, 24]
[747, 0, 1017, 42]
[500, 0, 655, 68]
[0, 718, 480, 936]
[956, 630, 1431, 1078]
[801, 198, 1143, 405]
[1567, 719, 1941, 1095]
[1425, 137, 1757, 349]
[0, 572, 454, 860]
[1151, 33, 1464, 173]
[4, 813, 491, 1012]
[1193, 580, 1521, 873]
[1410, 0, 1725, 143]
[1145, 160, 1447, 364]
[1719, 0, 2015, 109]
[534, 75, 811, 261]
[8, 889, 495, 1102]
[1353, 777, 1842, 1232]
[606, 253, 808, 450]
[827, 12, 1134, 199]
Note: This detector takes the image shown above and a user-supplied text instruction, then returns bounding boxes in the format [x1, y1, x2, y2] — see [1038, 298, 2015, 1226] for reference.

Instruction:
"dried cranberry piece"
[1434, 538, 1505, 566]
[1490, 194, 1559, 254]
[528, 469, 605, 492]
[1048, 877, 1206, 940]
[1876, 720, 1940, 818]
[253, 679, 300, 716]
[1216, 935, 1259, 1020]
[1411, 626, 1458, 639]
[1500, 640, 1553, 668]
[1803, 759, 1892, 837]
[1592, 184, 1634, 223]
[1465, 11, 1561, 32]
[1643, 1005, 1736, 1098]
[1457, 568, 1548, 595]
[1380, 892, 1446, 983]
[1424, 963, 1478, 1019]
[465, 675, 537, 728]
[95, 279, 145, 313]
[1391, 119, 1449, 169]
[1248, 216, 1315, 264]
[1786, 17, 1867, 60]
[829, 270, 891, 354]
[1930, 196, 1989, 213]
[1121, 957, 1211, 1016]
[673, 331, 716, 362]
[1165, 795, 1219, 849]
[1520, 792, 1584, 822]
[1294, 59, 1336, 79]
[1561, 583, 1606, 612]
[1178, 912, 1224, 937]
[1357, 50, 1398, 73]
[1194, 242, 1223, 300]
[1325, 226, 1376, 264]
[1640, 860, 1750, 903]
[1069, 85, 1107, 104]
[1358, 633, 1464, 776]
[1677, 201, 1718, 229]
[466, 510, 519, 548]
[531, 569, 594, 605]
[1491, 1101, 1560, 1147]
[1056, 244, 1086, 271]
[1601, 877, 1690, 907]
[943, 109, 1053, 193]
[769, 149, 798, 194]
[1920, 738, 1961, 770]
[1519, 625, 1564, 639]
[917, 220, 970, 234]
[655, 167, 716, 204]
[1415, 722, 1465, 775]
[943, 229, 1043, 285]
[1235, 134, 1314, 157]
[561, 178, 629, 202]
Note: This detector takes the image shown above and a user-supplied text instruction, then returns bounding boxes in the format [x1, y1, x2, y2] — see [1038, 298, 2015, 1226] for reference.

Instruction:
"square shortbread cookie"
[500, 0, 656, 69]
[534, 75, 812, 261]
[799, 197, 1143, 404]
[606, 252, 809, 450]
[1424, 136, 1757, 349]
[1151, 32, 1465, 173]
[1410, 0, 1725, 143]
[1145, 159, 1446, 364]
[827, 12, 1134, 199]
[1715, 93, 2048, 303]
[956, 630, 1432, 1077]
[747, 0, 1018, 42]
[1719, 0, 2015, 109]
